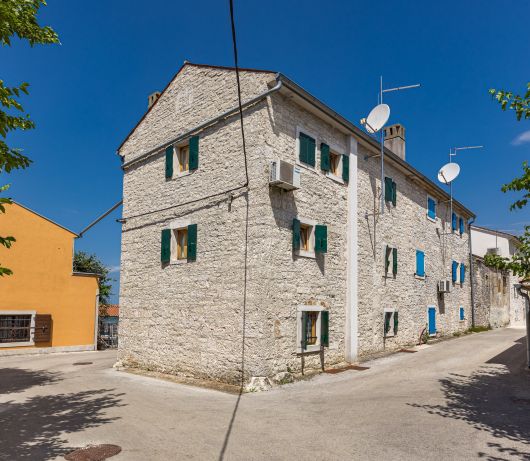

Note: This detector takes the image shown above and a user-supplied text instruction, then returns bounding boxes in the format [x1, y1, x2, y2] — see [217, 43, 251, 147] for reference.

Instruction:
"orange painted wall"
[0, 203, 99, 349]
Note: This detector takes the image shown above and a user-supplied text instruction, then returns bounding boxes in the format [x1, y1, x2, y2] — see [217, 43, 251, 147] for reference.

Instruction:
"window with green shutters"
[298, 132, 316, 167]
[298, 308, 329, 352]
[165, 136, 199, 179]
[383, 309, 398, 337]
[161, 224, 197, 264]
[293, 218, 327, 257]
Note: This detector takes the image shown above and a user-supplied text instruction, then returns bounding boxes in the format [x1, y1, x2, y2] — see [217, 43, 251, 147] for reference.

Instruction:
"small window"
[293, 218, 327, 258]
[300, 224, 311, 252]
[297, 307, 329, 352]
[459, 307, 465, 321]
[384, 245, 398, 276]
[330, 152, 341, 177]
[384, 308, 398, 337]
[427, 196, 437, 220]
[175, 228, 188, 260]
[177, 145, 189, 173]
[0, 315, 32, 344]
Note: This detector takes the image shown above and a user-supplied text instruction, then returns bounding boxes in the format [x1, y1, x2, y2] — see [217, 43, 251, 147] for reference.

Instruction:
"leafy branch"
[502, 161, 530, 211]
[489, 83, 530, 121]
[484, 226, 530, 279]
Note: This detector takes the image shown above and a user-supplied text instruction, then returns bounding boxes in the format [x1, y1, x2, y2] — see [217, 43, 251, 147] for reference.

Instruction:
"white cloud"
[512, 130, 530, 146]
[108, 265, 120, 273]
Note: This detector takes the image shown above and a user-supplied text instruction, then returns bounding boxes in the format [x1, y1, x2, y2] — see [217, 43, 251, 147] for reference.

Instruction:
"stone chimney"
[148, 91, 161, 109]
[384, 124, 405, 161]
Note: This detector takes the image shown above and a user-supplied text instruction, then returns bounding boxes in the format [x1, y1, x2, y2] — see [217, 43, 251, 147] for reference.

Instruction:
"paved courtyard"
[1, 327, 529, 460]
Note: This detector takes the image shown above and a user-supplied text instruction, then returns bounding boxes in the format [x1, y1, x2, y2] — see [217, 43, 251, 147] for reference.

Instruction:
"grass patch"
[467, 325, 492, 333]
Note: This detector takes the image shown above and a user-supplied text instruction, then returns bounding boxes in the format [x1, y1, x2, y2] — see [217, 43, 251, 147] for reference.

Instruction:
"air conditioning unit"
[438, 280, 451, 293]
[270, 159, 301, 190]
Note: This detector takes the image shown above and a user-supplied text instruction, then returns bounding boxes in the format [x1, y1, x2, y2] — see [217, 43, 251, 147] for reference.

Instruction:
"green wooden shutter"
[392, 247, 398, 275]
[342, 154, 349, 182]
[189, 136, 199, 170]
[161, 229, 171, 263]
[315, 225, 328, 253]
[292, 218, 301, 251]
[187, 224, 197, 261]
[301, 311, 308, 351]
[165, 146, 174, 179]
[384, 177, 393, 202]
[320, 143, 330, 171]
[384, 312, 391, 335]
[307, 135, 316, 167]
[393, 311, 399, 334]
[385, 245, 391, 273]
[320, 311, 329, 347]
[391, 181, 397, 206]
[299, 133, 307, 164]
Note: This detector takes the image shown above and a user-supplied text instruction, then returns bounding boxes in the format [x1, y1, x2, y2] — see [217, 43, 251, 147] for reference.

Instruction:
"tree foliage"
[73, 251, 114, 306]
[489, 83, 530, 121]
[0, 0, 58, 276]
[484, 226, 530, 279]
[502, 161, 530, 211]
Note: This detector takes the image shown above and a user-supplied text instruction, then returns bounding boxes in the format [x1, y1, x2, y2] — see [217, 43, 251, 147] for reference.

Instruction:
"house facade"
[118, 63, 474, 384]
[0, 202, 99, 354]
[471, 225, 525, 327]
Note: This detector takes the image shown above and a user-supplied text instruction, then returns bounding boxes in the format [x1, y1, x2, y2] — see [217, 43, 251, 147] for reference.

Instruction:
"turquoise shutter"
[187, 224, 197, 261]
[452, 261, 458, 282]
[292, 218, 301, 250]
[460, 263, 465, 283]
[416, 250, 425, 277]
[460, 307, 465, 320]
[428, 198, 436, 219]
[342, 154, 349, 182]
[307, 135, 316, 167]
[165, 146, 174, 179]
[452, 213, 457, 231]
[315, 225, 328, 253]
[189, 136, 199, 170]
[161, 229, 171, 263]
[320, 143, 330, 171]
[384, 177, 393, 202]
[393, 311, 399, 334]
[301, 311, 308, 350]
[392, 247, 398, 275]
[391, 181, 397, 206]
[459, 217, 464, 235]
[320, 311, 329, 347]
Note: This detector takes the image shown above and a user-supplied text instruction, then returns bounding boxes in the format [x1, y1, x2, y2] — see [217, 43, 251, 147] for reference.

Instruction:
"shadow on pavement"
[0, 388, 125, 460]
[0, 368, 61, 394]
[409, 336, 530, 460]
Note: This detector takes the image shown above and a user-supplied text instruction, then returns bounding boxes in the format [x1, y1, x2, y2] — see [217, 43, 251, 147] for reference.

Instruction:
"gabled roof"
[12, 201, 78, 236]
[117, 62, 276, 153]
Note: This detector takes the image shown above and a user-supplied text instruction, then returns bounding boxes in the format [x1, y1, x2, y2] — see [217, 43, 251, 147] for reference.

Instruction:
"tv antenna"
[360, 77, 420, 214]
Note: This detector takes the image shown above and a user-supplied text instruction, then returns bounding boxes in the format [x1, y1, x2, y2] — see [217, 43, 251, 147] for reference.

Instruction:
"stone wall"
[472, 256, 511, 328]
[356, 144, 472, 356]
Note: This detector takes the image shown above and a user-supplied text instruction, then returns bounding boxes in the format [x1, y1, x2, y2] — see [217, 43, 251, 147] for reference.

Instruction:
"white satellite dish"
[437, 162, 461, 184]
[362, 103, 390, 133]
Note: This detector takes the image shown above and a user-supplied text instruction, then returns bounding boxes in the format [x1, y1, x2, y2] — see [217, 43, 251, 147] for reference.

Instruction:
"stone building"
[471, 225, 525, 327]
[117, 63, 475, 384]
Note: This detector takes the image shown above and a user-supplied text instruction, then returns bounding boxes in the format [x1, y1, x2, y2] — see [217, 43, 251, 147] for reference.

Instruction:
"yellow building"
[0, 202, 99, 353]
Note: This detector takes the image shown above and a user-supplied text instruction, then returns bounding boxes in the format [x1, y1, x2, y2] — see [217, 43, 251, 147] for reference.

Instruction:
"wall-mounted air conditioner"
[438, 280, 451, 293]
[270, 159, 301, 190]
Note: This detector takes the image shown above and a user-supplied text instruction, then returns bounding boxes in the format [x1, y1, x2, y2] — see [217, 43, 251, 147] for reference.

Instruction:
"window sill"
[426, 216, 437, 223]
[415, 274, 426, 280]
[326, 172, 345, 184]
[384, 333, 395, 338]
[295, 249, 316, 259]
[296, 160, 317, 173]
[298, 344, 321, 354]
[170, 258, 189, 265]
[0, 341, 34, 348]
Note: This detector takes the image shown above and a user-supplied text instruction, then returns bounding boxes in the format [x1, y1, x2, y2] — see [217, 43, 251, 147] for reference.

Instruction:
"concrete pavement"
[1, 327, 529, 460]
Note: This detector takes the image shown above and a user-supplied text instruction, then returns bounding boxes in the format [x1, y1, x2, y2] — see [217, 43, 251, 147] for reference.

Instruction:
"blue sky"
[3, 0, 529, 302]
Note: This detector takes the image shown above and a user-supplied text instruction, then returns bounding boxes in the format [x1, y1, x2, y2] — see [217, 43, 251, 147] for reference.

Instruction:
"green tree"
[0, 0, 59, 276]
[489, 83, 530, 121]
[484, 226, 530, 279]
[73, 251, 114, 306]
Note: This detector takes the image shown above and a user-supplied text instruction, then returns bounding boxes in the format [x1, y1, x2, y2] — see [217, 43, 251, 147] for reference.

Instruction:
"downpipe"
[468, 218, 476, 328]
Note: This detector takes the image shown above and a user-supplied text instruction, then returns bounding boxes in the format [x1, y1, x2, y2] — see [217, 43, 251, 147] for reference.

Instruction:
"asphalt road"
[1, 327, 529, 460]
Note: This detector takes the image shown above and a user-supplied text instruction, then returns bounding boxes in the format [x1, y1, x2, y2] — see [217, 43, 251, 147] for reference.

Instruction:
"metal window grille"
[305, 312, 318, 345]
[0, 315, 32, 343]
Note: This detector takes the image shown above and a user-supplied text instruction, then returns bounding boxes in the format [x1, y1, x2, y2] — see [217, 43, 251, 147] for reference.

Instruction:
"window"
[164, 136, 199, 179]
[161, 223, 197, 264]
[330, 152, 341, 177]
[384, 308, 398, 337]
[459, 217, 465, 236]
[416, 250, 425, 278]
[177, 145, 189, 173]
[292, 218, 327, 258]
[384, 177, 397, 206]
[297, 307, 329, 353]
[175, 228, 188, 260]
[427, 196, 437, 220]
[298, 131, 316, 167]
[384, 245, 398, 276]
[459, 307, 465, 321]
[0, 315, 32, 344]
[321, 142, 349, 183]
